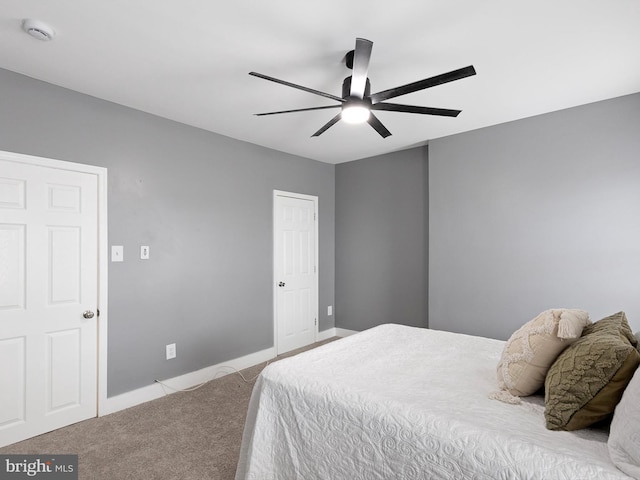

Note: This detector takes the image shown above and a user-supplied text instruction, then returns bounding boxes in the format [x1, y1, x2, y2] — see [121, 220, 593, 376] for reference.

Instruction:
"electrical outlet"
[166, 343, 176, 360]
[140, 245, 150, 259]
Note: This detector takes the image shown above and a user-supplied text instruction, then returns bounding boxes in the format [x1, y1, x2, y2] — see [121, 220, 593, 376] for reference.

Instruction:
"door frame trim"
[0, 150, 109, 417]
[273, 190, 319, 354]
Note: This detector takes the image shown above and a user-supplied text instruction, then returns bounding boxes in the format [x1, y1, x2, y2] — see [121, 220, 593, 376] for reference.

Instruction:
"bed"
[235, 324, 633, 480]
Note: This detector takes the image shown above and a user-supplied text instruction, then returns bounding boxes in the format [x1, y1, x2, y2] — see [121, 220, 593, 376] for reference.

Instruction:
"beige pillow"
[496, 309, 590, 397]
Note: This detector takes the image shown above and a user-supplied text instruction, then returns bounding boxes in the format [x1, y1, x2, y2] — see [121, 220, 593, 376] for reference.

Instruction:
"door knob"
[278, 282, 285, 287]
[83, 310, 95, 319]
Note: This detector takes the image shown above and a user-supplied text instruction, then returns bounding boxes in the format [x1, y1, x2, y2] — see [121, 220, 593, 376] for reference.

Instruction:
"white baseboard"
[100, 328, 360, 417]
[317, 328, 336, 341]
[99, 346, 276, 416]
[318, 327, 359, 340]
[335, 328, 359, 337]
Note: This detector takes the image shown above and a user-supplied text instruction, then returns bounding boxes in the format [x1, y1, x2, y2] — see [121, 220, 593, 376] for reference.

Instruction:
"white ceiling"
[2, 1, 639, 164]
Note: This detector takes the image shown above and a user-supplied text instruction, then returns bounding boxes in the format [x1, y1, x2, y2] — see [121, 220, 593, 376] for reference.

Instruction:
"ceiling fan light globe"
[341, 105, 370, 124]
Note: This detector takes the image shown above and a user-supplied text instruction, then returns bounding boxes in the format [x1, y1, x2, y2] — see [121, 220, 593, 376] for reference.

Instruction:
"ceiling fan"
[249, 38, 476, 138]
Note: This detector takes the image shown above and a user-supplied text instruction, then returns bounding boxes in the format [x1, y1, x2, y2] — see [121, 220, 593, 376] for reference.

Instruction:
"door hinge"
[315, 318, 317, 326]
[314, 212, 316, 221]
[97, 309, 100, 317]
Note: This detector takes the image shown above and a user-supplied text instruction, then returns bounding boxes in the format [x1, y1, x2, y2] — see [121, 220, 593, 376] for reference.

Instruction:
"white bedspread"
[236, 324, 630, 480]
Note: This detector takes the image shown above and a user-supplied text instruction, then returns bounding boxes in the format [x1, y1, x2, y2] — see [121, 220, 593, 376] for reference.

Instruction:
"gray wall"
[429, 93, 640, 340]
[4, 66, 638, 396]
[335, 147, 428, 331]
[0, 68, 335, 396]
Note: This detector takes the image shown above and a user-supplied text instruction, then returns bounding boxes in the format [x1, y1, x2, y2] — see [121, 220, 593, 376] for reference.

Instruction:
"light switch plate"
[166, 343, 176, 360]
[111, 245, 124, 262]
[140, 245, 150, 260]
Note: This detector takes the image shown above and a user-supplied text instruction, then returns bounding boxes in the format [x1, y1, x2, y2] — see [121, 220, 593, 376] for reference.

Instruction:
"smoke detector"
[22, 19, 56, 41]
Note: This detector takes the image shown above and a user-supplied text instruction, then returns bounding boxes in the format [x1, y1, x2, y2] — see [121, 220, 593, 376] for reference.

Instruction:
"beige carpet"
[0, 338, 338, 480]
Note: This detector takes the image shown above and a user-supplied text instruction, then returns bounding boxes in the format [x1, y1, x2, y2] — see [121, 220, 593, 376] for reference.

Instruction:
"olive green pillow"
[544, 311, 640, 431]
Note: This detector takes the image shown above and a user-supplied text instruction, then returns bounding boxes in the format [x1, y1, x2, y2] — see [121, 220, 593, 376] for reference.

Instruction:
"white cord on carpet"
[154, 361, 270, 395]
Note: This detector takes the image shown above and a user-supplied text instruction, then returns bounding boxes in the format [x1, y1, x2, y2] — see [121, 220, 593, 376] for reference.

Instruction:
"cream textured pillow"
[609, 367, 640, 479]
[496, 309, 590, 397]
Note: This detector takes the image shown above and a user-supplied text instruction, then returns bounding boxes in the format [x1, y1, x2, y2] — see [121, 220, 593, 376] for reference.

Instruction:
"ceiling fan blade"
[367, 113, 392, 138]
[255, 105, 341, 116]
[370, 65, 476, 103]
[249, 72, 344, 103]
[371, 102, 461, 117]
[350, 38, 373, 99]
[311, 113, 342, 137]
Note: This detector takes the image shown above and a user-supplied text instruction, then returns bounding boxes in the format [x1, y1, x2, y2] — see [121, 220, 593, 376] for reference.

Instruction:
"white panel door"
[0, 158, 98, 447]
[274, 192, 318, 354]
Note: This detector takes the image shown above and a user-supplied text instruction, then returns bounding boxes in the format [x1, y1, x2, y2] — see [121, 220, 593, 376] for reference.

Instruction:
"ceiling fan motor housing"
[342, 76, 371, 100]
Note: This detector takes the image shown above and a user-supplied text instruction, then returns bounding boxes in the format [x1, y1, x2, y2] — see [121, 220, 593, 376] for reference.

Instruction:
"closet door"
[274, 191, 318, 354]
